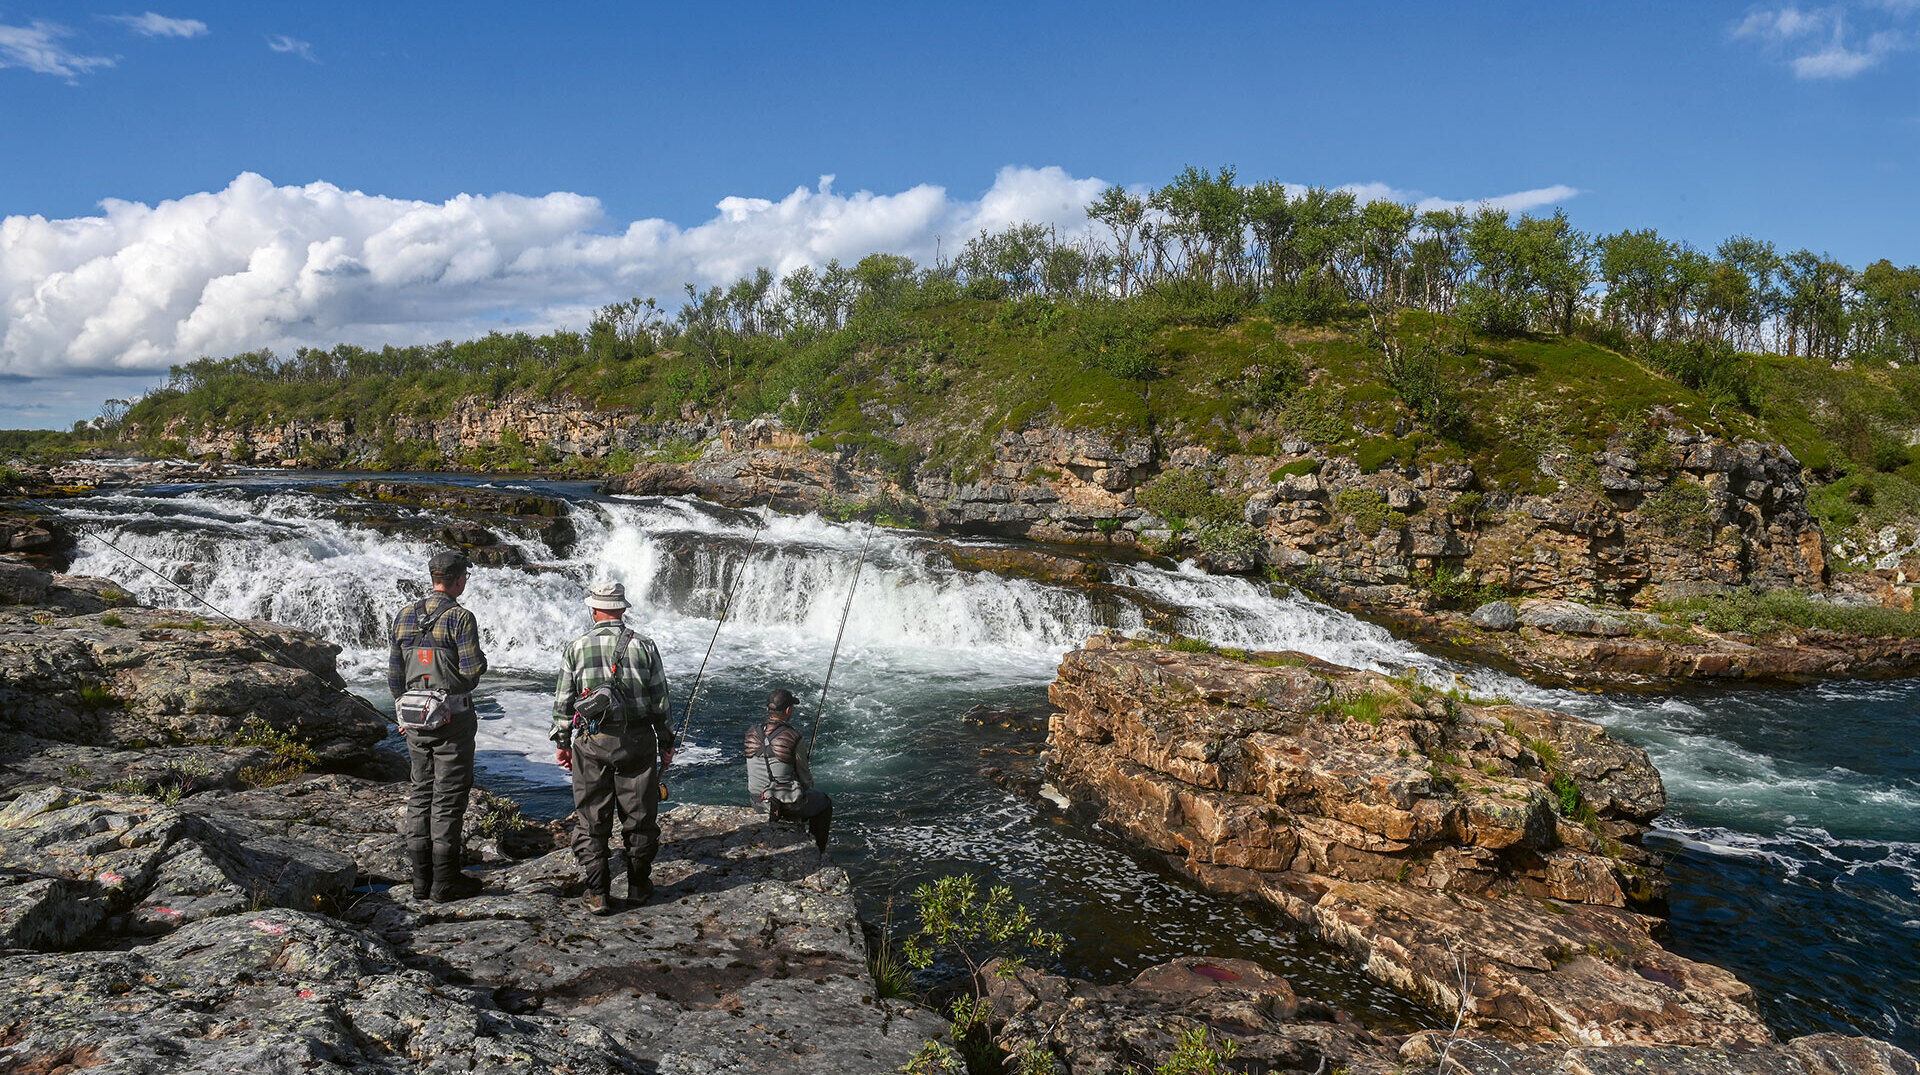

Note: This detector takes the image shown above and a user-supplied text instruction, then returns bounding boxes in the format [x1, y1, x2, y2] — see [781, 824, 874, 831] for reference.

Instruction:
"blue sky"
[3, 1, 1917, 427]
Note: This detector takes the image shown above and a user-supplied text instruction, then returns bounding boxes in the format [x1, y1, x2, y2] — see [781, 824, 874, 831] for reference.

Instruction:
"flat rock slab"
[345, 805, 939, 1072]
[0, 907, 642, 1074]
[0, 779, 939, 1074]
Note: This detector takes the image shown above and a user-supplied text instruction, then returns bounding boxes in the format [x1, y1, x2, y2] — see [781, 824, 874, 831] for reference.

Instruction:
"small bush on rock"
[1154, 1025, 1241, 1074]
[1137, 470, 1242, 530]
[1334, 489, 1406, 534]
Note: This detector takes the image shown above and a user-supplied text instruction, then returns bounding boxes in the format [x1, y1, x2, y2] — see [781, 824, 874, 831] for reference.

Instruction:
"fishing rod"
[9, 491, 394, 725]
[675, 502, 769, 744]
[809, 523, 875, 752]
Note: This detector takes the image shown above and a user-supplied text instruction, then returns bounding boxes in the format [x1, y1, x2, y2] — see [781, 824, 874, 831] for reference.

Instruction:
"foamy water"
[60, 478, 1920, 1047]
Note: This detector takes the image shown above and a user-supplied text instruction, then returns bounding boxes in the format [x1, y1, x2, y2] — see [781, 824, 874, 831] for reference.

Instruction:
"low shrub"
[1333, 488, 1406, 534]
[1658, 589, 1920, 639]
[1639, 479, 1714, 548]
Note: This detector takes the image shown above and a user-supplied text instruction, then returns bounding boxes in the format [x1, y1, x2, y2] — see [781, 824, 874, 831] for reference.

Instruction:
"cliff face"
[1044, 635, 1764, 1047]
[136, 393, 1834, 613]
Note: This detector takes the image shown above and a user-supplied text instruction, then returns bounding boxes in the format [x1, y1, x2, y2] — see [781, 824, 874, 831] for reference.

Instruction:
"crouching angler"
[390, 551, 489, 903]
[746, 688, 833, 853]
[552, 581, 674, 916]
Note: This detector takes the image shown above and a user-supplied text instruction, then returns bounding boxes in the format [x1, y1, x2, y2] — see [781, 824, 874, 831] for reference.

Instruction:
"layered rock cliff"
[1044, 636, 1765, 1047]
[129, 394, 1841, 616]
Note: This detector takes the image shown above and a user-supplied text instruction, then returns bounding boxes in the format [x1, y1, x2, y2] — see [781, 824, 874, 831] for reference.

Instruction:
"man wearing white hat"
[550, 580, 674, 915]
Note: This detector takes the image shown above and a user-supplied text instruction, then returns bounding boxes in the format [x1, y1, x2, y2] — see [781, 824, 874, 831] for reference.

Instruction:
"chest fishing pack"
[573, 627, 639, 735]
[394, 600, 468, 734]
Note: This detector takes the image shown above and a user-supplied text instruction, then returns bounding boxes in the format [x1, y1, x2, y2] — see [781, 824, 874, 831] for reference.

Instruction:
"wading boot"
[430, 851, 483, 903]
[625, 853, 653, 906]
[410, 849, 435, 901]
[583, 863, 614, 916]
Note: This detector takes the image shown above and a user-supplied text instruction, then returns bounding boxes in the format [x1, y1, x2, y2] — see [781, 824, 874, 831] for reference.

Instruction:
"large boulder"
[0, 571, 385, 765]
[1043, 636, 1776, 1047]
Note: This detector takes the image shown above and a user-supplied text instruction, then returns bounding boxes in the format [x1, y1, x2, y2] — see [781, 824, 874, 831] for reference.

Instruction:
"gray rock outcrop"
[0, 777, 940, 1073]
[0, 560, 386, 764]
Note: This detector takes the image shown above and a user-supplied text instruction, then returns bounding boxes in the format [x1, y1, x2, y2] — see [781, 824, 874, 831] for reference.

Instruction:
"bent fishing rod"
[809, 523, 875, 752]
[10, 492, 395, 725]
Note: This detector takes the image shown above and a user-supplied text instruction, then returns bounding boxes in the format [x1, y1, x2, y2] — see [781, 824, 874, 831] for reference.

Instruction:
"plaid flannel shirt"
[387, 592, 488, 697]
[551, 618, 672, 748]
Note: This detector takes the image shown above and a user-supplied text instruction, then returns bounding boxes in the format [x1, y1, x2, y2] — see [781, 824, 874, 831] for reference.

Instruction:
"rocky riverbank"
[0, 561, 941, 1073]
[1036, 635, 1918, 1067]
[0, 780, 942, 1073]
[101, 389, 1920, 686]
[1364, 596, 1920, 689]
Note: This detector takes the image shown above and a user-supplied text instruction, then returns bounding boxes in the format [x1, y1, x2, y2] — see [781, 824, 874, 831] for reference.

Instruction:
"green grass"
[68, 282, 1920, 556]
[1318, 689, 1394, 725]
[77, 683, 119, 710]
[1659, 589, 1920, 639]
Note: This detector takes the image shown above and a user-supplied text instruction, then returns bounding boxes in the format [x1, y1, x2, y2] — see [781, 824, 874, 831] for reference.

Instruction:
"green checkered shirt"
[550, 618, 672, 747]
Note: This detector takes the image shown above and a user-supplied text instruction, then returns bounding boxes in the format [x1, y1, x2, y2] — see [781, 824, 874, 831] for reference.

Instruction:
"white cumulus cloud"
[0, 167, 1578, 383]
[105, 12, 208, 38]
[0, 19, 115, 80]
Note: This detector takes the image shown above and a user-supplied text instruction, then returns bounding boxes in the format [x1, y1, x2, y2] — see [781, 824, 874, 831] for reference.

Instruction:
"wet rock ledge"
[1037, 634, 1918, 1070]
[0, 559, 939, 1073]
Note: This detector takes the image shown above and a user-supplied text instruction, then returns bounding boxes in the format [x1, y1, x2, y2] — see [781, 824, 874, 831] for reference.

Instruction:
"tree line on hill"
[112, 164, 1915, 447]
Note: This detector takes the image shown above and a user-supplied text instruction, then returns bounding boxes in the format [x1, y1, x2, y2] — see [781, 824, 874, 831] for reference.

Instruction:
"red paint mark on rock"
[1191, 962, 1242, 982]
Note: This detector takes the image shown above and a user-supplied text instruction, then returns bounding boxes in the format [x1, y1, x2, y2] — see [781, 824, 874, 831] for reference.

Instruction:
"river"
[55, 474, 1920, 1049]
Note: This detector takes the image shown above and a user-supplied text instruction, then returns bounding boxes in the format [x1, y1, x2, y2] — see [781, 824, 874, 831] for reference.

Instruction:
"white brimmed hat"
[586, 580, 630, 611]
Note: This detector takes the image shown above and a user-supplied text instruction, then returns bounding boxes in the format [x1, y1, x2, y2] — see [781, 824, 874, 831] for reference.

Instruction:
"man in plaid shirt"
[551, 580, 674, 914]
[388, 551, 489, 903]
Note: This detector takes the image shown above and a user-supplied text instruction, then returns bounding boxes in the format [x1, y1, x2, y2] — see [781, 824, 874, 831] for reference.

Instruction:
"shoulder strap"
[405, 597, 453, 646]
[604, 625, 636, 680]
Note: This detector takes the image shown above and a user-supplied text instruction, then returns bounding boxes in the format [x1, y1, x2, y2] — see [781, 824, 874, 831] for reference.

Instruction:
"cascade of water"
[53, 479, 1920, 1046]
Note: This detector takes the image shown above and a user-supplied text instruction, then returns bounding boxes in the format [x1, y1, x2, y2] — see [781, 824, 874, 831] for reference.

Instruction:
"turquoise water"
[59, 478, 1920, 1047]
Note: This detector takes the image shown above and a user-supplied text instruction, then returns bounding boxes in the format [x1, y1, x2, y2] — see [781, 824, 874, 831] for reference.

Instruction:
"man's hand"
[660, 748, 675, 770]
[556, 747, 572, 771]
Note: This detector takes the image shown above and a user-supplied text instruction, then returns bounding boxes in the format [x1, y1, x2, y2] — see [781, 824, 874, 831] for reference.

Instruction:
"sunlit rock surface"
[1046, 636, 1768, 1046]
[0, 777, 938, 1074]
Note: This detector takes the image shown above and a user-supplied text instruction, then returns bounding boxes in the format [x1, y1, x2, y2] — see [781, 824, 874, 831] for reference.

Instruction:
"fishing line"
[808, 523, 874, 752]
[10, 492, 395, 723]
[675, 501, 768, 745]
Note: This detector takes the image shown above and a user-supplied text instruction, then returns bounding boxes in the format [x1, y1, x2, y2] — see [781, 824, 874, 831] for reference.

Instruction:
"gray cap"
[429, 551, 470, 578]
[586, 580, 630, 611]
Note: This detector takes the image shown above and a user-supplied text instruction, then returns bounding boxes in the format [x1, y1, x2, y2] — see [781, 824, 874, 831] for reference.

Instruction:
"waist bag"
[395, 602, 468, 733]
[573, 627, 637, 736]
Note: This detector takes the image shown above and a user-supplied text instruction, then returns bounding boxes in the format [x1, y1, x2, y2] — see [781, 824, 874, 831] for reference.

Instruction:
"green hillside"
[25, 166, 1920, 565]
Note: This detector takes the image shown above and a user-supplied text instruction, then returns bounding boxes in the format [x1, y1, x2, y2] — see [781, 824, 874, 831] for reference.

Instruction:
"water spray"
[660, 501, 768, 800]
[10, 492, 395, 726]
[809, 523, 875, 752]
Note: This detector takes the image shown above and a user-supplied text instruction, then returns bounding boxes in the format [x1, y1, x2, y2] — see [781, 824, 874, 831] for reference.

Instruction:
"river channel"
[54, 474, 1920, 1049]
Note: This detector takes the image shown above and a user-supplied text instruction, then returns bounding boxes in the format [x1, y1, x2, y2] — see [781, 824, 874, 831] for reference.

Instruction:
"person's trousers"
[405, 714, 476, 858]
[571, 729, 661, 894]
[774, 789, 833, 851]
